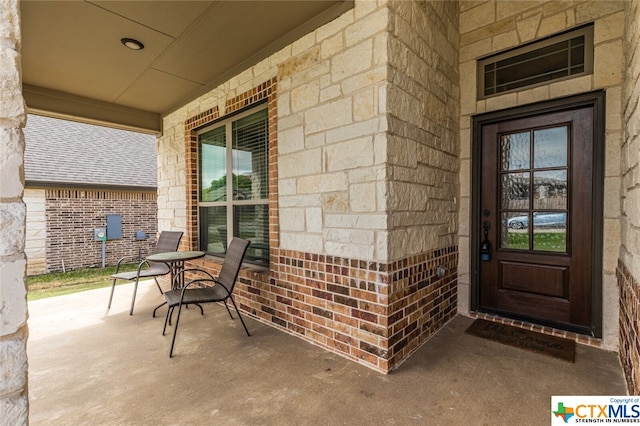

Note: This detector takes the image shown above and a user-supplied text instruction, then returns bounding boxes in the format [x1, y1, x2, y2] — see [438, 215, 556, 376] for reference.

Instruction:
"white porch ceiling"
[20, 0, 352, 133]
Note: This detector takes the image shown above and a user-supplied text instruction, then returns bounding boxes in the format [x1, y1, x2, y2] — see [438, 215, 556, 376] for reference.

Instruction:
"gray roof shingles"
[24, 114, 157, 189]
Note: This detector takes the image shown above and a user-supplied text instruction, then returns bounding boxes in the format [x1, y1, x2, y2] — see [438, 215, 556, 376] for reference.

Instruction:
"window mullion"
[226, 122, 234, 246]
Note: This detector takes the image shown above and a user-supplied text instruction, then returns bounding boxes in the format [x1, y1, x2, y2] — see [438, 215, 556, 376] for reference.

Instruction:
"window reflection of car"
[507, 212, 567, 229]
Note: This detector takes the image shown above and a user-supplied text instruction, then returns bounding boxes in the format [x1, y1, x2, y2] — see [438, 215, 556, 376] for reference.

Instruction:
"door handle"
[481, 220, 491, 261]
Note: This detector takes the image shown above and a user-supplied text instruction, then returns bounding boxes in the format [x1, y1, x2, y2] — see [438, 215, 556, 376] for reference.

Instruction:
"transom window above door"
[197, 105, 269, 265]
[478, 25, 594, 99]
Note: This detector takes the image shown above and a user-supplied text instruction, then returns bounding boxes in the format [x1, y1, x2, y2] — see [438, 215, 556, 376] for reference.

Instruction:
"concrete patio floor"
[28, 281, 627, 425]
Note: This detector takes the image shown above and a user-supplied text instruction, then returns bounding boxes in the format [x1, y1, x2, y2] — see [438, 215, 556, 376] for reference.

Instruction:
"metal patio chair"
[107, 230, 183, 315]
[162, 237, 250, 358]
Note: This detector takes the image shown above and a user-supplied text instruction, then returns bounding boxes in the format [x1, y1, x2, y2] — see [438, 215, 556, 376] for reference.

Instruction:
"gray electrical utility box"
[94, 227, 106, 241]
[106, 214, 122, 240]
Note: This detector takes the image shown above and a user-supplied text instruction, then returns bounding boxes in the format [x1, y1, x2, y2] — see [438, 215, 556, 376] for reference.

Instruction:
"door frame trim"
[470, 91, 605, 337]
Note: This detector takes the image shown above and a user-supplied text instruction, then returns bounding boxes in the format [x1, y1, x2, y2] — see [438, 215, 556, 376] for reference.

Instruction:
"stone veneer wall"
[457, 0, 626, 349]
[619, 0, 640, 395]
[0, 0, 29, 422]
[274, 4, 389, 262]
[43, 188, 157, 272]
[159, 0, 391, 259]
[161, 0, 461, 372]
[386, 0, 460, 257]
[382, 0, 461, 368]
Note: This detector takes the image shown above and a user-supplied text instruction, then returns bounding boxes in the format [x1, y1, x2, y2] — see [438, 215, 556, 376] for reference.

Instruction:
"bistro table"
[145, 250, 206, 316]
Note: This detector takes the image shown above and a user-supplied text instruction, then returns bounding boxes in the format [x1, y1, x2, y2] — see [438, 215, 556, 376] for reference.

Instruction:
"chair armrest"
[211, 280, 230, 296]
[135, 259, 150, 275]
[180, 278, 230, 298]
[172, 269, 216, 290]
[114, 255, 142, 273]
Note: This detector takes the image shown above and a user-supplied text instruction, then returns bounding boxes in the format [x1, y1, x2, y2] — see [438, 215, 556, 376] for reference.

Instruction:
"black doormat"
[465, 319, 576, 363]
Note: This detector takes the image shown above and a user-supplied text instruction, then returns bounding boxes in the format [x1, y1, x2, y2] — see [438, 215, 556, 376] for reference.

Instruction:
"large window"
[198, 106, 269, 265]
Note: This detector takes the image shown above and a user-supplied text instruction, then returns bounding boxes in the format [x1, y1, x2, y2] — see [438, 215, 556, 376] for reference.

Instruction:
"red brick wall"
[45, 188, 157, 272]
[618, 260, 640, 394]
[187, 245, 457, 373]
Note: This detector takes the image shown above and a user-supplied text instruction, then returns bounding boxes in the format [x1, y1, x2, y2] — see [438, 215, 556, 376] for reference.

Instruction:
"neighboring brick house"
[23, 114, 158, 274]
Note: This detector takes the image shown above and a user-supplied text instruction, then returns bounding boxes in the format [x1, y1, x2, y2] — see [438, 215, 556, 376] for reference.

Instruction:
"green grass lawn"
[27, 263, 139, 301]
[508, 231, 566, 252]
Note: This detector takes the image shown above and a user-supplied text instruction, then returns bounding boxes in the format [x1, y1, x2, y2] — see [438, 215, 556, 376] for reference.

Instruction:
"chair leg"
[107, 278, 117, 309]
[154, 301, 167, 319]
[222, 300, 234, 319]
[169, 301, 185, 358]
[229, 297, 250, 337]
[130, 276, 140, 315]
[195, 303, 204, 316]
[163, 306, 173, 335]
[153, 277, 164, 294]
[168, 303, 176, 326]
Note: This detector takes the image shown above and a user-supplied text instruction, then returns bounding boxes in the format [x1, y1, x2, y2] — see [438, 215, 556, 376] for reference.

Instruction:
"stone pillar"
[0, 0, 29, 424]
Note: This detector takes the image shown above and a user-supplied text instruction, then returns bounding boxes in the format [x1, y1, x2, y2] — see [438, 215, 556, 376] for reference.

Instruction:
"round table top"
[145, 251, 206, 263]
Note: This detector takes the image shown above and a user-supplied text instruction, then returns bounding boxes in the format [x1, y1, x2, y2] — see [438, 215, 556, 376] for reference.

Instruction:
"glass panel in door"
[499, 126, 569, 253]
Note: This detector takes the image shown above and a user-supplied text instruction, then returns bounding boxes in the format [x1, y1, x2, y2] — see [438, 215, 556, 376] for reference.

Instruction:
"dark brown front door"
[478, 104, 597, 333]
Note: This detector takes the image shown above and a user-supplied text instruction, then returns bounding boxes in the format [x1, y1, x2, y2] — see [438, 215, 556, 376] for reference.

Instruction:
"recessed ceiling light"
[120, 38, 144, 50]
